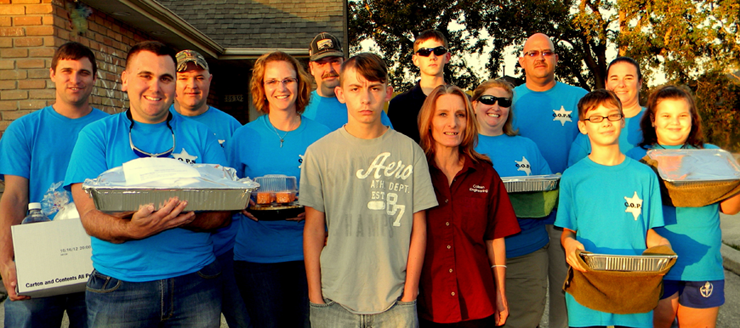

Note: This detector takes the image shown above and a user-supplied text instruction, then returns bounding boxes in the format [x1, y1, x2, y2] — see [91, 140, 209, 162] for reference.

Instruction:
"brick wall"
[0, 0, 153, 140]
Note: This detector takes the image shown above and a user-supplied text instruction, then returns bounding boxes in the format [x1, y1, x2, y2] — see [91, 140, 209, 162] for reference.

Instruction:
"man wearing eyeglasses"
[64, 41, 231, 327]
[387, 30, 450, 143]
[0, 41, 108, 328]
[511, 33, 588, 328]
[171, 49, 250, 328]
[303, 32, 393, 131]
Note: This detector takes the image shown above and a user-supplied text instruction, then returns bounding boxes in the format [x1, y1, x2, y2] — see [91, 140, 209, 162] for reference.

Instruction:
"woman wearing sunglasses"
[225, 51, 330, 328]
[417, 84, 520, 327]
[627, 85, 740, 328]
[472, 79, 553, 328]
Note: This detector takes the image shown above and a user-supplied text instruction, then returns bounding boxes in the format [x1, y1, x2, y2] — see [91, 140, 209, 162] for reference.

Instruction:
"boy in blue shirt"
[555, 89, 669, 327]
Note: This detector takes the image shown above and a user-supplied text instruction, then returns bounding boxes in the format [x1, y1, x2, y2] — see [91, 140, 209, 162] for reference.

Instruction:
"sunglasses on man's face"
[416, 46, 447, 57]
[477, 95, 512, 107]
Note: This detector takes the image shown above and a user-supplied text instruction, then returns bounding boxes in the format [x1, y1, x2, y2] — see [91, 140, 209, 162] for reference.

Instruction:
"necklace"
[268, 116, 299, 148]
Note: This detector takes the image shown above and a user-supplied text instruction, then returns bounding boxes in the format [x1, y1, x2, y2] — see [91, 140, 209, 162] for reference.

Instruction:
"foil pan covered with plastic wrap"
[82, 158, 259, 212]
[647, 149, 740, 185]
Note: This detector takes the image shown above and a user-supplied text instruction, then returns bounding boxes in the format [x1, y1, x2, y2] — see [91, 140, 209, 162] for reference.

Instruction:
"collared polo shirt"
[419, 154, 520, 323]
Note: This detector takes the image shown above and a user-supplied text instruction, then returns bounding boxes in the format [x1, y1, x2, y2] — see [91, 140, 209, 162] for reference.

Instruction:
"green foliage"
[691, 71, 740, 152]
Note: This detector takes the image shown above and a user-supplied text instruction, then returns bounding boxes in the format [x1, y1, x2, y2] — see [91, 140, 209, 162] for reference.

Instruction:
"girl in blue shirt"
[627, 85, 740, 328]
[472, 79, 552, 328]
[226, 51, 330, 328]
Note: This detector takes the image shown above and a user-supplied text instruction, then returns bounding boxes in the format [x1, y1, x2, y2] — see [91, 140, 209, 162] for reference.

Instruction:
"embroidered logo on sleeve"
[552, 106, 573, 126]
[623, 191, 643, 220]
[515, 156, 532, 176]
[173, 149, 198, 164]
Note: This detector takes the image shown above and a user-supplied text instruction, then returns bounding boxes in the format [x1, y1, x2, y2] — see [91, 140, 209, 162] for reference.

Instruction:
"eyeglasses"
[416, 46, 447, 57]
[581, 113, 623, 123]
[127, 110, 175, 158]
[264, 78, 297, 88]
[523, 49, 556, 58]
[477, 95, 512, 107]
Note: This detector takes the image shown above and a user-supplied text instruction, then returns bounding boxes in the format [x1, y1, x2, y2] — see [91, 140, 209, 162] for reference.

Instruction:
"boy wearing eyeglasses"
[300, 53, 437, 327]
[555, 89, 669, 328]
[512, 33, 588, 328]
[388, 29, 450, 143]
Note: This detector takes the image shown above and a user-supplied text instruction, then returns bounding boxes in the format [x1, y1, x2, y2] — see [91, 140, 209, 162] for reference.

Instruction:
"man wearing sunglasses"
[0, 41, 108, 328]
[388, 30, 450, 143]
[304, 32, 393, 131]
[64, 41, 231, 327]
[512, 33, 588, 328]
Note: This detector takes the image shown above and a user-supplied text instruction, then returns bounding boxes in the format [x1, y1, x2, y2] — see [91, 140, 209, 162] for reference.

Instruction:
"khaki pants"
[502, 246, 548, 328]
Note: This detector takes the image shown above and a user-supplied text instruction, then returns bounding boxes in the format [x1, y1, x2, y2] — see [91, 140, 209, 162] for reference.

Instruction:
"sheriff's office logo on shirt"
[701, 281, 713, 298]
[469, 184, 489, 193]
[359, 152, 413, 227]
[624, 191, 643, 220]
[515, 156, 532, 176]
[552, 106, 573, 126]
[173, 148, 198, 164]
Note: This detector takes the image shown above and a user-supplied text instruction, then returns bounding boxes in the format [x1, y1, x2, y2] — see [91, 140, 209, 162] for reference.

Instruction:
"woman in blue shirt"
[472, 79, 552, 328]
[627, 85, 740, 328]
[226, 51, 330, 328]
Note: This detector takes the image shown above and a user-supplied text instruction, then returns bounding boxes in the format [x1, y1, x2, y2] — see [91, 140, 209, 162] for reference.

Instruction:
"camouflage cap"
[176, 49, 209, 72]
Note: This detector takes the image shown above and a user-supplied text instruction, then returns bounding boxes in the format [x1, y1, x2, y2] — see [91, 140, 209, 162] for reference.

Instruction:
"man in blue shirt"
[65, 41, 231, 327]
[512, 33, 588, 328]
[172, 48, 249, 328]
[303, 32, 392, 130]
[0, 42, 108, 328]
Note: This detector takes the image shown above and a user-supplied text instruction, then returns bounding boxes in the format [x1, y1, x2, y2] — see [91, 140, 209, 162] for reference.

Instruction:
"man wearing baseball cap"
[172, 49, 250, 328]
[303, 32, 393, 130]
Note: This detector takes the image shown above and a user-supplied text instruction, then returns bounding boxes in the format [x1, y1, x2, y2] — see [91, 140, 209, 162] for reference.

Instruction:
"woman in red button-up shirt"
[416, 85, 521, 327]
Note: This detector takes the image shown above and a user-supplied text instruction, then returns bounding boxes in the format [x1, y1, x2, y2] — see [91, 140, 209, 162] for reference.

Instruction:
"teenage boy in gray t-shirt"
[300, 53, 438, 327]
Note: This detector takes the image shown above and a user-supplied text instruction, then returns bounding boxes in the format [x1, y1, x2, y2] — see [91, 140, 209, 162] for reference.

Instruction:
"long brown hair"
[638, 85, 705, 149]
[418, 85, 491, 165]
[250, 51, 311, 114]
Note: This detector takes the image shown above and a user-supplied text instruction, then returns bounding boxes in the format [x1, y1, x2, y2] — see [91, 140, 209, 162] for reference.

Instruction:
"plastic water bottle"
[21, 203, 50, 224]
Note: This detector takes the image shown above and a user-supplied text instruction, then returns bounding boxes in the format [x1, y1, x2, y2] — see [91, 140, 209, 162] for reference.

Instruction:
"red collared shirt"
[419, 155, 520, 323]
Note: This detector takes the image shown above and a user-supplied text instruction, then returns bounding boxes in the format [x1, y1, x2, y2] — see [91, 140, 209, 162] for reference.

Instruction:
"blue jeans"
[85, 260, 222, 327]
[4, 292, 86, 328]
[234, 260, 309, 328]
[218, 249, 253, 327]
[310, 298, 418, 328]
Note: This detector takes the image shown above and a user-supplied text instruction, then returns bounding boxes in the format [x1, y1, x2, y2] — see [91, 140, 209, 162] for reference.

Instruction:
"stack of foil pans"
[580, 253, 677, 272]
[501, 174, 560, 193]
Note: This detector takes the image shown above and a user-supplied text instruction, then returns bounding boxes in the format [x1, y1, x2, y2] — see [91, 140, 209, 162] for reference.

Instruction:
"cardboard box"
[11, 218, 93, 298]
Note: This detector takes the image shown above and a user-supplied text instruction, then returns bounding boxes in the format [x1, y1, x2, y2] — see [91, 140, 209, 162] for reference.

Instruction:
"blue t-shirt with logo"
[627, 144, 724, 281]
[64, 112, 227, 281]
[512, 82, 588, 174]
[0, 106, 108, 218]
[170, 105, 242, 257]
[225, 115, 330, 263]
[569, 107, 646, 167]
[555, 156, 664, 327]
[476, 134, 551, 258]
[303, 90, 393, 131]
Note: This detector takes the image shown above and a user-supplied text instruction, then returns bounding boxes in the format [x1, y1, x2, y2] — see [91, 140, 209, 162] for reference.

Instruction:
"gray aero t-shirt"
[299, 127, 438, 314]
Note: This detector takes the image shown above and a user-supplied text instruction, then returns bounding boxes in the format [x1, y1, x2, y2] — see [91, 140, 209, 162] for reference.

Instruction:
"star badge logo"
[624, 191, 643, 220]
[515, 156, 532, 176]
[172, 148, 198, 164]
[552, 106, 573, 126]
[218, 139, 226, 146]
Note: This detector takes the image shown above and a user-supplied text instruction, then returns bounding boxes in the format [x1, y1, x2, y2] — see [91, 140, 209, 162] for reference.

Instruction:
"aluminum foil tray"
[580, 253, 677, 272]
[85, 188, 254, 212]
[82, 161, 259, 212]
[647, 149, 740, 185]
[501, 174, 561, 193]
